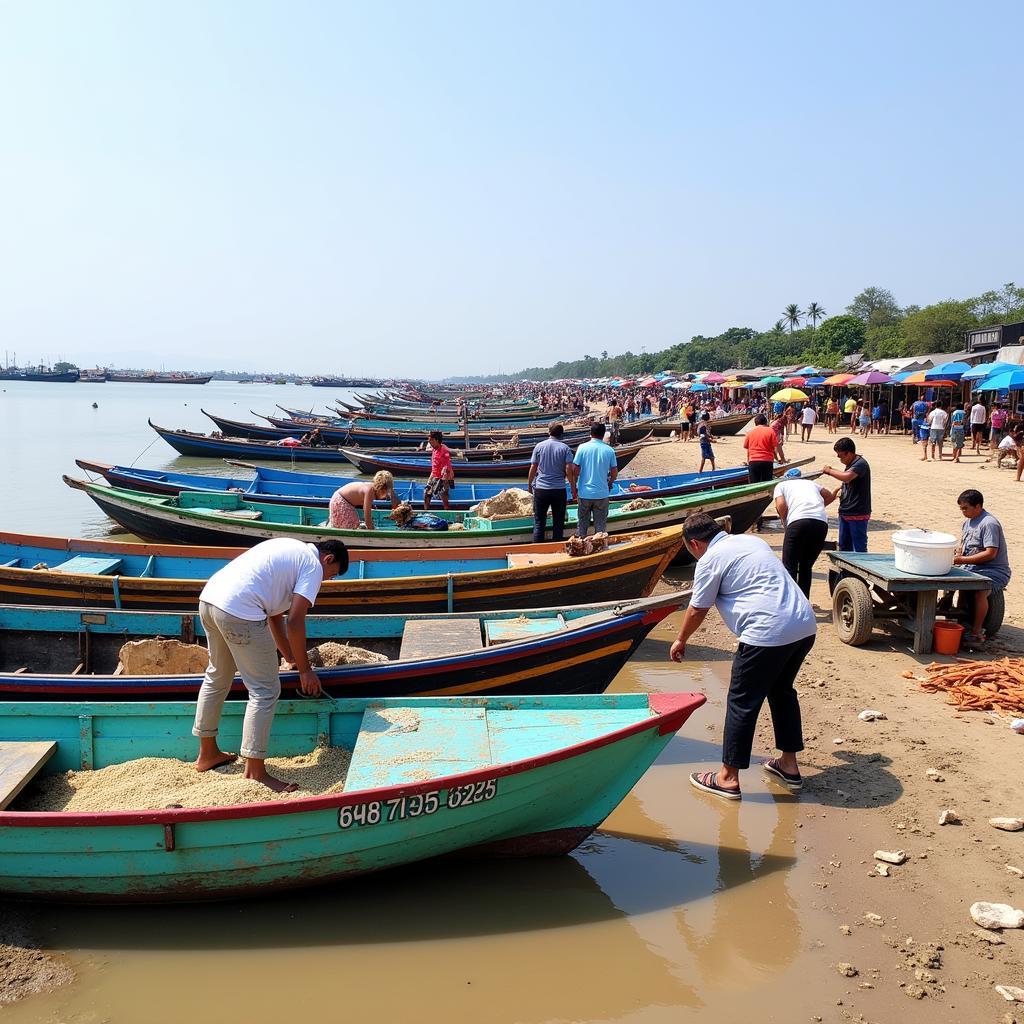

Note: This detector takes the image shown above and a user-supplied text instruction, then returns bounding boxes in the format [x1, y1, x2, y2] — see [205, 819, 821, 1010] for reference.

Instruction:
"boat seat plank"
[399, 618, 483, 660]
[0, 741, 57, 810]
[50, 556, 122, 576]
[507, 552, 565, 569]
[344, 707, 491, 791]
[486, 709, 644, 765]
[483, 615, 565, 646]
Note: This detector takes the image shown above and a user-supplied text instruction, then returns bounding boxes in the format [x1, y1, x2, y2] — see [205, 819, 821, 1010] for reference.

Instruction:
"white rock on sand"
[990, 817, 1024, 832]
[874, 850, 908, 865]
[938, 809, 960, 825]
[970, 902, 1024, 930]
[996, 985, 1024, 1002]
[858, 709, 887, 722]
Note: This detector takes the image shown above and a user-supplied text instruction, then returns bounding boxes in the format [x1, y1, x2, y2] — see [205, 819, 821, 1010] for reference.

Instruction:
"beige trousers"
[192, 601, 281, 759]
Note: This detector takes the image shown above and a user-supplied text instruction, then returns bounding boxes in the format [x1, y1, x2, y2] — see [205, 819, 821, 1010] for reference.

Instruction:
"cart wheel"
[832, 578, 874, 646]
[985, 589, 1005, 638]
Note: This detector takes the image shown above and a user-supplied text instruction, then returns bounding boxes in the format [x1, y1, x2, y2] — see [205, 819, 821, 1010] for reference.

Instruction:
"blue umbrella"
[892, 371, 914, 382]
[961, 361, 1016, 381]
[925, 361, 971, 380]
[803, 376, 827, 386]
[689, 382, 709, 392]
[976, 369, 1024, 392]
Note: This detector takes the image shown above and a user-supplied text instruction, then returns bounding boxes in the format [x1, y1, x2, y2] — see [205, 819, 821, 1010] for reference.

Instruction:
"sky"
[1, 1, 1022, 379]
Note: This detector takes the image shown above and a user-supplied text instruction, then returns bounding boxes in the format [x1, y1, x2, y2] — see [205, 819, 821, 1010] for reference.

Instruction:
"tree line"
[449, 283, 1024, 382]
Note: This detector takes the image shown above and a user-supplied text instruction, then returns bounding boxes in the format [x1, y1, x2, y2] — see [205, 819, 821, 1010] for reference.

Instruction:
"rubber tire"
[984, 589, 1005, 638]
[832, 578, 874, 646]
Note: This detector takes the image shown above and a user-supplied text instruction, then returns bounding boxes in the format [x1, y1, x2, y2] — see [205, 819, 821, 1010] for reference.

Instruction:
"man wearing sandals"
[669, 512, 817, 800]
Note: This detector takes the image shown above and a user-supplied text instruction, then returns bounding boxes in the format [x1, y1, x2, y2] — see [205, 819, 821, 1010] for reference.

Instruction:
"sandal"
[763, 758, 803, 791]
[689, 770, 741, 801]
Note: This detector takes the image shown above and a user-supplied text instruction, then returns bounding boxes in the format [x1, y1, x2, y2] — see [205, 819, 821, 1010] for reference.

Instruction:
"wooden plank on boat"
[399, 618, 483, 660]
[344, 706, 491, 790]
[0, 741, 57, 810]
[50, 555, 123, 576]
[484, 615, 565, 646]
[506, 552, 565, 569]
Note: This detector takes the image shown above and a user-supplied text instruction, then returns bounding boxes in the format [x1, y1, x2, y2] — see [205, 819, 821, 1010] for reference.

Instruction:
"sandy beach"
[622, 421, 1024, 1021]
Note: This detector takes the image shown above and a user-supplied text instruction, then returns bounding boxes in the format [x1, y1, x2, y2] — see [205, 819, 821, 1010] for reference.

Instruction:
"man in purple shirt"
[527, 423, 578, 541]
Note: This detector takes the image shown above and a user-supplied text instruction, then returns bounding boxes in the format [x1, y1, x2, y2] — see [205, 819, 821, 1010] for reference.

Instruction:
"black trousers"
[723, 634, 815, 769]
[747, 460, 774, 483]
[782, 518, 828, 597]
[533, 487, 568, 542]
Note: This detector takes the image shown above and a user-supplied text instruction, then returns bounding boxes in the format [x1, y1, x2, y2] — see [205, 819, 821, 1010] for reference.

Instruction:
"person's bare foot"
[195, 751, 237, 772]
[244, 767, 299, 793]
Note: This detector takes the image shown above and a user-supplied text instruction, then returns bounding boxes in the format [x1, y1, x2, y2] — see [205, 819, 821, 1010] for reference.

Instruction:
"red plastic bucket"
[933, 619, 964, 655]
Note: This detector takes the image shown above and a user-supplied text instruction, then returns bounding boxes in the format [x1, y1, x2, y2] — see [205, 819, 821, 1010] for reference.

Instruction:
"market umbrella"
[925, 361, 971, 380]
[770, 387, 808, 402]
[703, 372, 727, 384]
[901, 370, 958, 386]
[669, 380, 690, 389]
[961, 361, 1016, 381]
[688, 382, 710, 393]
[760, 375, 784, 385]
[783, 377, 807, 387]
[847, 370, 895, 386]
[822, 373, 854, 386]
[892, 371, 914, 383]
[639, 377, 658, 387]
[976, 369, 1024, 392]
[804, 376, 827, 386]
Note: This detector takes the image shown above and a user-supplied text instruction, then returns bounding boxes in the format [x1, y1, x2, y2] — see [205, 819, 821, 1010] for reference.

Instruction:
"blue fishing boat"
[76, 456, 813, 511]
[0, 690, 705, 901]
[0, 592, 688, 700]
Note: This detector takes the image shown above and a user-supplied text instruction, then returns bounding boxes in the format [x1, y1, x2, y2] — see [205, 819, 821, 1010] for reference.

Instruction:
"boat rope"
[128, 435, 160, 468]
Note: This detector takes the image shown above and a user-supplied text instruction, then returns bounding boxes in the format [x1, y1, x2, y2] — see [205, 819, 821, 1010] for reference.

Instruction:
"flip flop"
[689, 770, 741, 801]
[763, 758, 803, 792]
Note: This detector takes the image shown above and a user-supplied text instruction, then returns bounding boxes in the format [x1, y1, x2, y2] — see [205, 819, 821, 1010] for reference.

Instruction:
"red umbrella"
[783, 376, 806, 387]
[703, 372, 727, 384]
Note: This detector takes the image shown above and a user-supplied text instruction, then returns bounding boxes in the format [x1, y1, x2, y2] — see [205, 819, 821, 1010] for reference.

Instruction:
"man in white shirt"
[969, 400, 988, 453]
[669, 513, 817, 799]
[923, 403, 949, 462]
[193, 538, 348, 791]
[799, 404, 817, 442]
[773, 475, 836, 596]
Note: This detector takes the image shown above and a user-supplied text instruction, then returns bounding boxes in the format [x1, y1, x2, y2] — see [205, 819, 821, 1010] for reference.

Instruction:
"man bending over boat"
[193, 538, 349, 792]
[669, 513, 816, 800]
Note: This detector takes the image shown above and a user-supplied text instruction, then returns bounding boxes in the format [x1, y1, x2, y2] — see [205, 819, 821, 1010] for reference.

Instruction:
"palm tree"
[783, 304, 803, 333]
[806, 302, 825, 331]
[772, 319, 786, 335]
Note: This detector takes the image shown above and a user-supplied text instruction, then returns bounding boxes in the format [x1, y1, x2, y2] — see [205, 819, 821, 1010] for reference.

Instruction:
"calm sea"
[0, 380, 360, 537]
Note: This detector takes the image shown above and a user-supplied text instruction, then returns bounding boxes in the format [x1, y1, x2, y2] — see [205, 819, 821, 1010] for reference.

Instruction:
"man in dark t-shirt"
[820, 437, 871, 552]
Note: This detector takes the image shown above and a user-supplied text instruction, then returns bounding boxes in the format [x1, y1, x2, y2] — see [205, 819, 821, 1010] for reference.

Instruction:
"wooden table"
[826, 552, 990, 654]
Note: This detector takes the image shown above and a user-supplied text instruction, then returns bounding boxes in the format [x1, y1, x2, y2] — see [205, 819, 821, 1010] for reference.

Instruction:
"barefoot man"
[193, 538, 349, 791]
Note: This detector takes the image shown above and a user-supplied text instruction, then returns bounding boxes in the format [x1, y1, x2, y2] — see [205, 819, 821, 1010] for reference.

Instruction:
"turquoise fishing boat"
[0, 691, 705, 901]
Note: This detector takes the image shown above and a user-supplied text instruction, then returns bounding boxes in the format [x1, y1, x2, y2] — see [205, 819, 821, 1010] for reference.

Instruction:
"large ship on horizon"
[106, 370, 212, 384]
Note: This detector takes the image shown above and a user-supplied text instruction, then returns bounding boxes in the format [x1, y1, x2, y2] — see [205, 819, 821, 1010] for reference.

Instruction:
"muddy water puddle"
[7, 610, 835, 1023]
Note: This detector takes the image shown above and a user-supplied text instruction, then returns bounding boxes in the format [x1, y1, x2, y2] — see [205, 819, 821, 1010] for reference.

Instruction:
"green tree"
[900, 300, 978, 355]
[815, 314, 866, 355]
[799, 342, 845, 372]
[54, 361, 79, 372]
[806, 302, 826, 331]
[863, 324, 908, 360]
[846, 286, 902, 327]
[783, 304, 803, 333]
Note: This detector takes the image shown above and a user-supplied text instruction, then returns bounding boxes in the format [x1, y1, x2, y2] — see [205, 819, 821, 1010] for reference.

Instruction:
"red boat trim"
[0, 691, 705, 828]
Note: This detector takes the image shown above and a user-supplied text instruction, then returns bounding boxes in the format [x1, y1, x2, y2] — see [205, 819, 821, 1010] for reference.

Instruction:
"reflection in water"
[5, 610, 825, 1023]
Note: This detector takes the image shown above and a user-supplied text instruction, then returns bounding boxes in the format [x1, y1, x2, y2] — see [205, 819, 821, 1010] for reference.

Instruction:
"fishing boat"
[63, 475, 778, 554]
[617, 411, 752, 442]
[0, 689, 704, 901]
[149, 421, 658, 470]
[335, 437, 658, 477]
[107, 372, 212, 384]
[0, 366, 80, 383]
[309, 376, 381, 387]
[0, 592, 688, 699]
[75, 455, 813, 511]
[0, 527, 683, 613]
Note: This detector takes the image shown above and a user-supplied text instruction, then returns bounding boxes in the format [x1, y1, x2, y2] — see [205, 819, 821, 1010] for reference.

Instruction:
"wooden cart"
[827, 552, 996, 655]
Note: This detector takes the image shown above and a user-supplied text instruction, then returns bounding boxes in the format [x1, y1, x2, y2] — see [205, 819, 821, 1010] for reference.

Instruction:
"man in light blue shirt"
[527, 423, 578, 542]
[572, 423, 618, 537]
[669, 512, 816, 801]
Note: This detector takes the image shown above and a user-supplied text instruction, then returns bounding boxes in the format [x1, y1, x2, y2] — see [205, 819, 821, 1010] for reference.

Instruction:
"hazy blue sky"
[1, 1, 1021, 378]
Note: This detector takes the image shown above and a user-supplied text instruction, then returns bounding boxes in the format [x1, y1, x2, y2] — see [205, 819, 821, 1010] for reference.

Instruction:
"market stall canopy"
[902, 370, 957, 386]
[803, 376, 828, 386]
[822, 373, 855, 386]
[770, 387, 808, 402]
[783, 377, 806, 387]
[976, 369, 1024, 392]
[760, 375, 785, 385]
[847, 370, 895, 386]
[925, 361, 972, 380]
[961, 361, 1016, 381]
[688, 382, 709, 392]
[669, 380, 690, 389]
[702, 372, 727, 384]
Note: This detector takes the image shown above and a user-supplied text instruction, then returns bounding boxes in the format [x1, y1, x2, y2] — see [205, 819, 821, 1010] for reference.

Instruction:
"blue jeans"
[838, 517, 869, 553]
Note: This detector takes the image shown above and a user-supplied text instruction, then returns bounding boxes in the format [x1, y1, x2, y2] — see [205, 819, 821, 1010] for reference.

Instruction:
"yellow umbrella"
[770, 387, 808, 402]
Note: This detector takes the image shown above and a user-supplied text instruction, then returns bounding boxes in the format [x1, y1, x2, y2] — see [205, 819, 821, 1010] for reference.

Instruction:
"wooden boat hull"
[0, 528, 683, 613]
[617, 412, 752, 441]
[63, 476, 774, 556]
[0, 692, 703, 902]
[0, 593, 687, 699]
[76, 456, 812, 511]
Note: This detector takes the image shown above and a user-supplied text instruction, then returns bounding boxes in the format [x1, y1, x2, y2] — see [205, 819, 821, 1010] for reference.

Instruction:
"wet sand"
[3, 422, 1023, 1022]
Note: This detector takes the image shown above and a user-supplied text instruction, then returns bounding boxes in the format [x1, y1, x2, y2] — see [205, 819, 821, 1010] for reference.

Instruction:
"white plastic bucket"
[892, 529, 957, 576]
